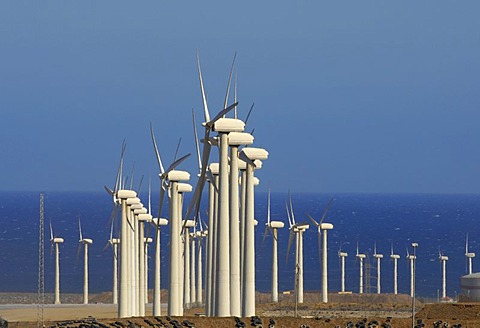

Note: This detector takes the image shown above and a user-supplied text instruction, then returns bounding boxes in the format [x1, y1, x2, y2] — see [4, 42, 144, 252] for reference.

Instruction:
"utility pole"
[37, 192, 45, 328]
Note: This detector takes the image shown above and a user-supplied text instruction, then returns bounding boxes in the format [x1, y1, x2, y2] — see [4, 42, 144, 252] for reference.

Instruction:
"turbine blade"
[50, 221, 53, 240]
[210, 102, 239, 125]
[223, 52, 237, 111]
[261, 227, 269, 246]
[107, 205, 118, 231]
[196, 49, 211, 123]
[307, 213, 319, 227]
[234, 69, 238, 119]
[267, 188, 271, 224]
[137, 174, 144, 195]
[165, 153, 191, 174]
[150, 123, 166, 174]
[129, 161, 135, 190]
[244, 102, 255, 125]
[319, 197, 335, 224]
[78, 218, 83, 241]
[173, 137, 182, 162]
[192, 109, 202, 172]
[238, 151, 255, 167]
[114, 140, 127, 193]
[148, 177, 152, 214]
[286, 231, 294, 264]
[289, 194, 296, 225]
[157, 181, 167, 220]
[104, 185, 114, 196]
[285, 201, 292, 228]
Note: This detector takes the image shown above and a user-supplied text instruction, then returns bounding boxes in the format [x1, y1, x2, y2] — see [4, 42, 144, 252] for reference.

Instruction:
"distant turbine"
[137, 211, 152, 316]
[390, 243, 400, 295]
[78, 219, 93, 305]
[439, 251, 449, 299]
[338, 248, 348, 293]
[106, 221, 120, 305]
[50, 222, 64, 304]
[373, 242, 383, 294]
[308, 198, 334, 303]
[465, 233, 475, 275]
[406, 247, 416, 297]
[356, 244, 366, 294]
[151, 217, 168, 316]
[190, 228, 197, 306]
[144, 236, 153, 304]
[262, 189, 285, 303]
[286, 196, 309, 304]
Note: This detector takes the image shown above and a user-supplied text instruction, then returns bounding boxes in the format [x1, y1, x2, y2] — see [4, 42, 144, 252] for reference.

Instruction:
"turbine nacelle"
[339, 252, 348, 257]
[439, 255, 449, 261]
[267, 221, 285, 229]
[356, 254, 366, 259]
[137, 213, 153, 222]
[126, 197, 141, 206]
[110, 238, 120, 245]
[240, 147, 269, 161]
[144, 237, 153, 243]
[118, 190, 137, 200]
[209, 163, 220, 175]
[52, 237, 64, 244]
[80, 238, 93, 245]
[213, 118, 245, 133]
[178, 183, 193, 193]
[390, 254, 400, 259]
[228, 132, 254, 146]
[374, 254, 383, 259]
[466, 252, 476, 258]
[183, 220, 196, 228]
[133, 208, 148, 215]
[166, 170, 190, 182]
[152, 218, 169, 226]
[320, 223, 333, 230]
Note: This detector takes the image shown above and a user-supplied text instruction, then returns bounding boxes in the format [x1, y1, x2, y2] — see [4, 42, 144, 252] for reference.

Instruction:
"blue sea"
[1, 191, 479, 300]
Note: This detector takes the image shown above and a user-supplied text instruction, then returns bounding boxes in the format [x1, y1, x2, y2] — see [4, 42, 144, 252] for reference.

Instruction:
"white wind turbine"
[262, 189, 285, 303]
[50, 222, 64, 304]
[196, 217, 207, 306]
[144, 236, 152, 304]
[181, 51, 238, 317]
[238, 147, 268, 317]
[104, 221, 120, 305]
[338, 247, 348, 293]
[308, 198, 334, 303]
[150, 124, 191, 316]
[286, 196, 309, 305]
[356, 244, 366, 294]
[373, 242, 383, 294]
[439, 251, 449, 299]
[465, 233, 475, 275]
[406, 247, 416, 297]
[390, 243, 400, 295]
[78, 219, 93, 305]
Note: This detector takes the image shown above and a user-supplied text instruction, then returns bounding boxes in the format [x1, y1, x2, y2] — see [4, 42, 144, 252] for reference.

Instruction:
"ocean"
[1, 191, 479, 300]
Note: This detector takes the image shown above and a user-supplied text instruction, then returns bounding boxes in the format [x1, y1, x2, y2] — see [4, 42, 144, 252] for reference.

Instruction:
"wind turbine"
[262, 189, 284, 303]
[390, 243, 400, 295]
[105, 221, 120, 305]
[439, 251, 449, 299]
[308, 198, 334, 303]
[465, 233, 475, 275]
[50, 222, 64, 304]
[196, 218, 207, 306]
[406, 247, 416, 297]
[151, 216, 168, 316]
[338, 248, 348, 293]
[150, 123, 191, 316]
[373, 242, 383, 294]
[190, 227, 197, 307]
[182, 217, 195, 310]
[286, 196, 309, 305]
[144, 236, 152, 304]
[239, 147, 268, 317]
[78, 219, 93, 305]
[356, 244, 366, 294]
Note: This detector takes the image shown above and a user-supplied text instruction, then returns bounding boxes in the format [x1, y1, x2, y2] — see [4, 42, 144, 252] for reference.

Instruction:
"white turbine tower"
[78, 219, 93, 305]
[183, 218, 195, 309]
[50, 222, 64, 305]
[373, 243, 383, 294]
[190, 228, 197, 307]
[144, 236, 152, 304]
[151, 217, 168, 316]
[439, 251, 448, 299]
[466, 233, 475, 275]
[286, 197, 309, 305]
[262, 189, 284, 303]
[356, 244, 366, 294]
[239, 147, 268, 317]
[390, 243, 400, 295]
[338, 248, 348, 293]
[308, 198, 334, 303]
[406, 248, 416, 297]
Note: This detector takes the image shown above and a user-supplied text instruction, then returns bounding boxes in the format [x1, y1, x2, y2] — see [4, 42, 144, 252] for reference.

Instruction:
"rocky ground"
[1, 291, 478, 327]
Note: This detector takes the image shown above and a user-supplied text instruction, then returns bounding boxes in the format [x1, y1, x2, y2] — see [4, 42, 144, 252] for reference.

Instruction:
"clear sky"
[1, 1, 479, 193]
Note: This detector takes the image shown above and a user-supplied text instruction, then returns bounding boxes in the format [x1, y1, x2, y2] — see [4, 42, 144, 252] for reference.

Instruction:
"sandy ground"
[1, 292, 479, 327]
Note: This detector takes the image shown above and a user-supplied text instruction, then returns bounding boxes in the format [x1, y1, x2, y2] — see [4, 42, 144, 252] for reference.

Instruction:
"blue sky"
[1, 1, 479, 193]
